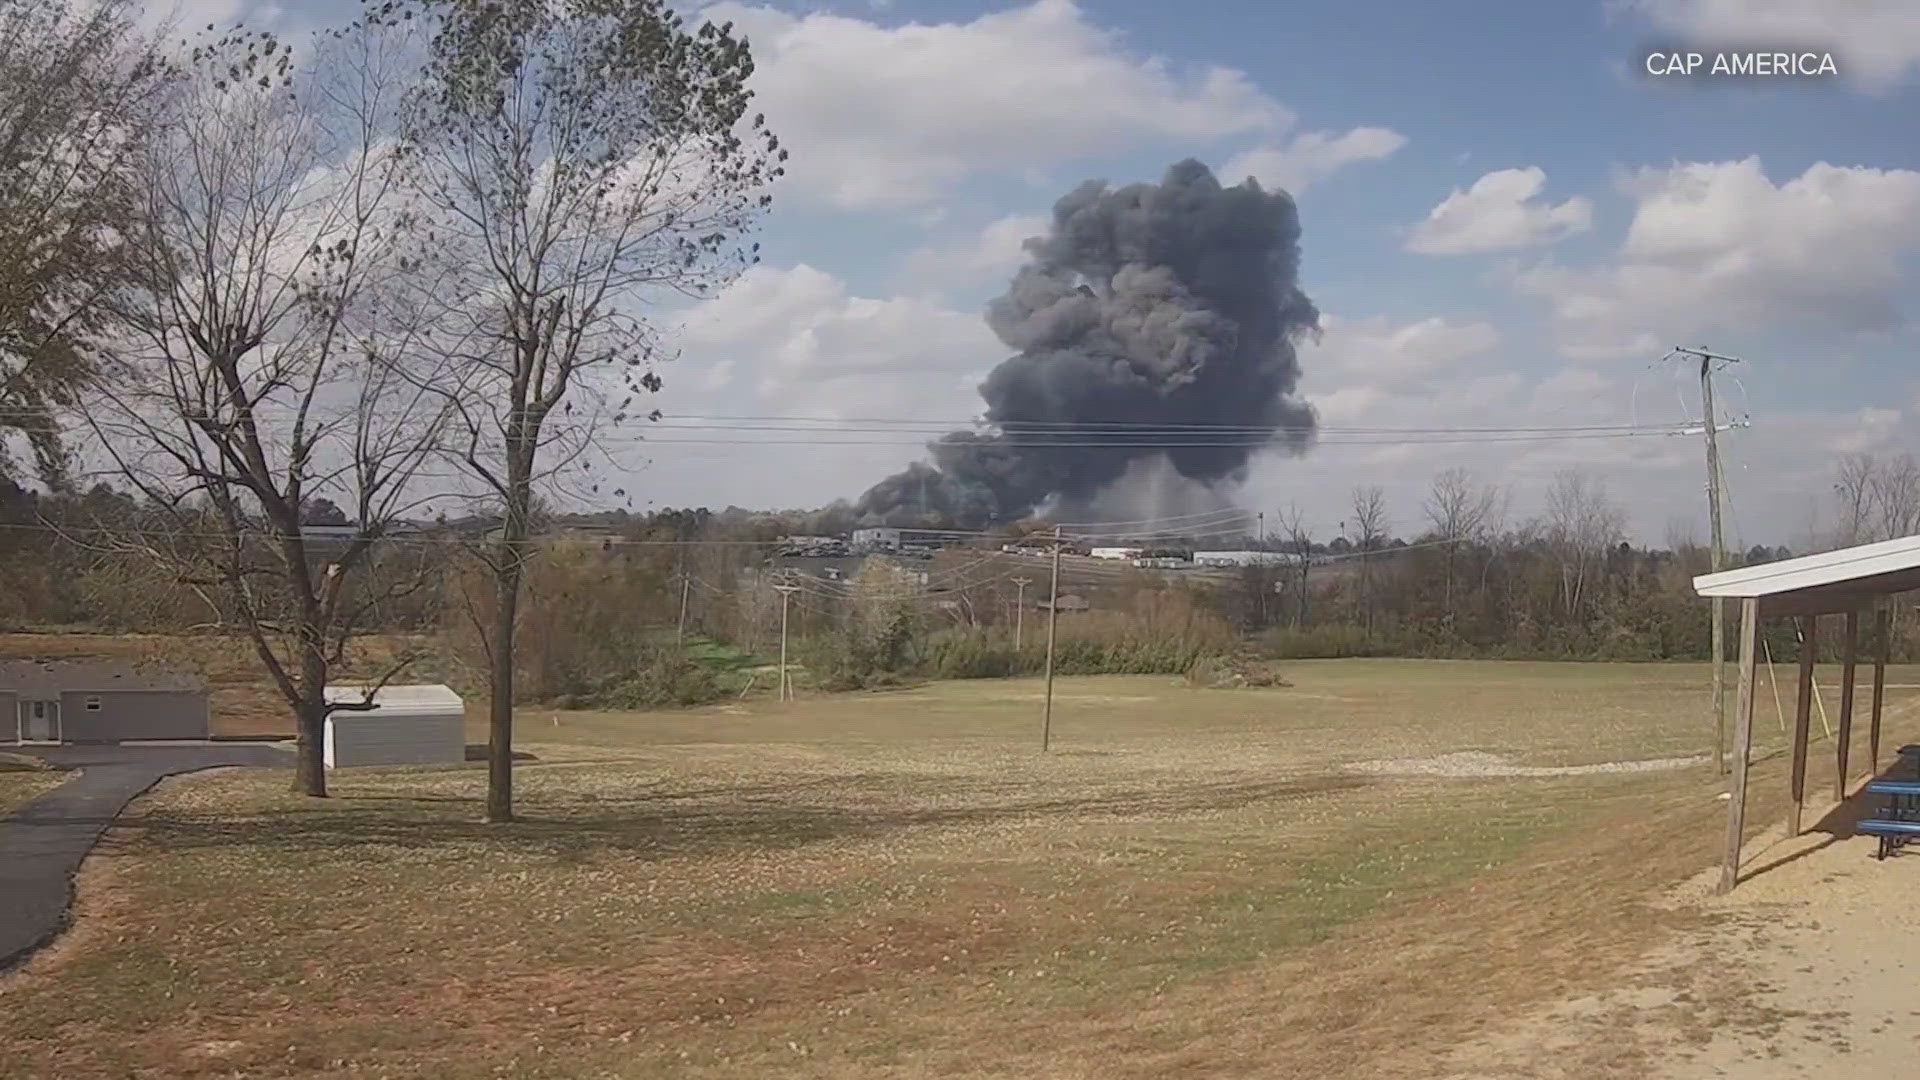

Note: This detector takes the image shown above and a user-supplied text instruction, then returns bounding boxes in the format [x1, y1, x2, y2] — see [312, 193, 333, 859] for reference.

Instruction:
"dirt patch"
[1349, 750, 1710, 778]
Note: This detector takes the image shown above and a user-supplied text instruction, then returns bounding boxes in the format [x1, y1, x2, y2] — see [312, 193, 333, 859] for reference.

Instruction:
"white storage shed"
[322, 683, 467, 768]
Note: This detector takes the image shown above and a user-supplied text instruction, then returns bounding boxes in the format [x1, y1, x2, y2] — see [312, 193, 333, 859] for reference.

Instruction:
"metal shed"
[1694, 533, 1920, 892]
[0, 659, 209, 744]
[322, 683, 467, 768]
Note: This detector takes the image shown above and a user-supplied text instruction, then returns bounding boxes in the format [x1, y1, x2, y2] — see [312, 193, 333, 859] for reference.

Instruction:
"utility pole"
[772, 574, 799, 702]
[1011, 576, 1032, 649]
[676, 570, 692, 645]
[1671, 345, 1742, 775]
[1042, 532, 1062, 752]
[1257, 511, 1265, 549]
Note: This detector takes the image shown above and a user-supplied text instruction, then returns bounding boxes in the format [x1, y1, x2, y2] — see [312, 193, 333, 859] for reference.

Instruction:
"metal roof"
[324, 683, 463, 708]
[0, 658, 206, 694]
[1693, 534, 1920, 615]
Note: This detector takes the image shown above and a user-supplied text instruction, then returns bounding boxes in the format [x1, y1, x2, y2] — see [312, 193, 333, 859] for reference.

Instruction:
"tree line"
[9, 451, 1917, 727]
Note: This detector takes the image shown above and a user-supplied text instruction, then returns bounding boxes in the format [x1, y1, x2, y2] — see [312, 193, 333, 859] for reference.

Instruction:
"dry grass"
[0, 767, 66, 814]
[1, 660, 1916, 1079]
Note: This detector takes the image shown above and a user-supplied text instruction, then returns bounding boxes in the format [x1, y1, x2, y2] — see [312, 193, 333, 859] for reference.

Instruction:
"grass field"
[3, 659, 1918, 1078]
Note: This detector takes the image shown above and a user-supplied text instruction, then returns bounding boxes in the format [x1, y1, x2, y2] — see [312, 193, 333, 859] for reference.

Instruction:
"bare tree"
[1663, 516, 1698, 554]
[1871, 452, 1920, 542]
[1544, 468, 1625, 620]
[1424, 467, 1498, 618]
[0, 0, 164, 485]
[388, 0, 784, 820]
[1279, 502, 1313, 626]
[89, 24, 447, 796]
[1349, 485, 1389, 633]
[1834, 452, 1878, 547]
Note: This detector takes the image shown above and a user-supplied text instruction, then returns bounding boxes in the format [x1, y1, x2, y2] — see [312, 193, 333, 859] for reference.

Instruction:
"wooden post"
[1871, 606, 1891, 772]
[677, 572, 692, 645]
[1789, 614, 1818, 836]
[1718, 596, 1760, 895]
[1836, 609, 1859, 798]
[772, 577, 799, 703]
[1042, 531, 1061, 752]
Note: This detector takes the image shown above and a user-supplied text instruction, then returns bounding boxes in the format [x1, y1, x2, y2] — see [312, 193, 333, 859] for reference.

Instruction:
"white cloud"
[1407, 167, 1593, 255]
[1620, 0, 1920, 93]
[671, 263, 1000, 416]
[700, 0, 1289, 209]
[1217, 126, 1407, 195]
[904, 213, 1049, 291]
[1250, 311, 1698, 538]
[1311, 315, 1501, 385]
[1517, 158, 1920, 358]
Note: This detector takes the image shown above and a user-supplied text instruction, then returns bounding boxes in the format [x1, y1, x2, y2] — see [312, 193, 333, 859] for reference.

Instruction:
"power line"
[5, 405, 1696, 435]
[1054, 506, 1253, 529]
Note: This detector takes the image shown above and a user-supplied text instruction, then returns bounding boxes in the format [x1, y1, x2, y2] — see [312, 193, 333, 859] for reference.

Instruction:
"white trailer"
[322, 683, 467, 768]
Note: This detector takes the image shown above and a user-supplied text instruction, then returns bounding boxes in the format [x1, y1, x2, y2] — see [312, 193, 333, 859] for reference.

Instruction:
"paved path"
[0, 743, 288, 970]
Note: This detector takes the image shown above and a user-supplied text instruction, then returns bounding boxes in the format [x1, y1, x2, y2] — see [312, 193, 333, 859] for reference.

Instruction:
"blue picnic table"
[1856, 747, 1920, 859]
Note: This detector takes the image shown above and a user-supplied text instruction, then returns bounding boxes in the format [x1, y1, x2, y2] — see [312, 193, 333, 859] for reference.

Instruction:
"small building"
[0, 659, 209, 744]
[1089, 547, 1145, 560]
[322, 683, 466, 769]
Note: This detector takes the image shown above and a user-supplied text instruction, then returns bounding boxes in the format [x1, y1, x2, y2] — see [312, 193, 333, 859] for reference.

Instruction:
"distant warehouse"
[851, 527, 962, 553]
[1192, 551, 1306, 568]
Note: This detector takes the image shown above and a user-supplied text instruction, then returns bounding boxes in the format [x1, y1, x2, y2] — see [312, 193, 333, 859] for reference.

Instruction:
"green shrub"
[590, 647, 727, 709]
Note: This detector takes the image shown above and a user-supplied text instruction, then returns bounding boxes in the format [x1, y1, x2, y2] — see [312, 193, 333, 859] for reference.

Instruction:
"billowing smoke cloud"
[857, 158, 1319, 527]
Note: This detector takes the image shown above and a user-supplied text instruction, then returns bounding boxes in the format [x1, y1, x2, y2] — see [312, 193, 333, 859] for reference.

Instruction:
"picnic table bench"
[1859, 779, 1920, 859]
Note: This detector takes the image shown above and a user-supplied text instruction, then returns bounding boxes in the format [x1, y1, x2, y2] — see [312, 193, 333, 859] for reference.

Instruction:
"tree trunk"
[486, 552, 520, 822]
[292, 643, 329, 797]
[1296, 565, 1310, 627]
[486, 448, 533, 824]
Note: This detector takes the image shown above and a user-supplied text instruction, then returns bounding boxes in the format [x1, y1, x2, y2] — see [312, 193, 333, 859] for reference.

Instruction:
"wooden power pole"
[676, 571, 692, 645]
[1672, 345, 1741, 775]
[1042, 533, 1062, 752]
[772, 575, 799, 702]
[1011, 576, 1031, 649]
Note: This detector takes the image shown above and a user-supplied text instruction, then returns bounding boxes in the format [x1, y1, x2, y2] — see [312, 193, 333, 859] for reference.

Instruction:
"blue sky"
[163, 0, 1920, 545]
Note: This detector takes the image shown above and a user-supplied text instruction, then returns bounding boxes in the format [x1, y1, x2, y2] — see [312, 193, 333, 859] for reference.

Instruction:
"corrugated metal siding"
[324, 713, 465, 768]
[58, 691, 210, 742]
[0, 692, 16, 741]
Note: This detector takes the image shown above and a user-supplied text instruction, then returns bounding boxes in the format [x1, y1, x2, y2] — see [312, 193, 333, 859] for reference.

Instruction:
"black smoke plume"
[856, 159, 1320, 527]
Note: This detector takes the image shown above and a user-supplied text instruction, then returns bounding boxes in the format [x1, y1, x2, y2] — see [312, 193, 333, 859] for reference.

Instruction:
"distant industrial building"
[851, 527, 961, 553]
[1089, 547, 1145, 560]
[775, 535, 838, 547]
[1192, 551, 1306, 568]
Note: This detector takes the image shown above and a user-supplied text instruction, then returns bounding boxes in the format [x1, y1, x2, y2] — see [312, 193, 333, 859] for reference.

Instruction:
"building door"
[22, 699, 59, 742]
